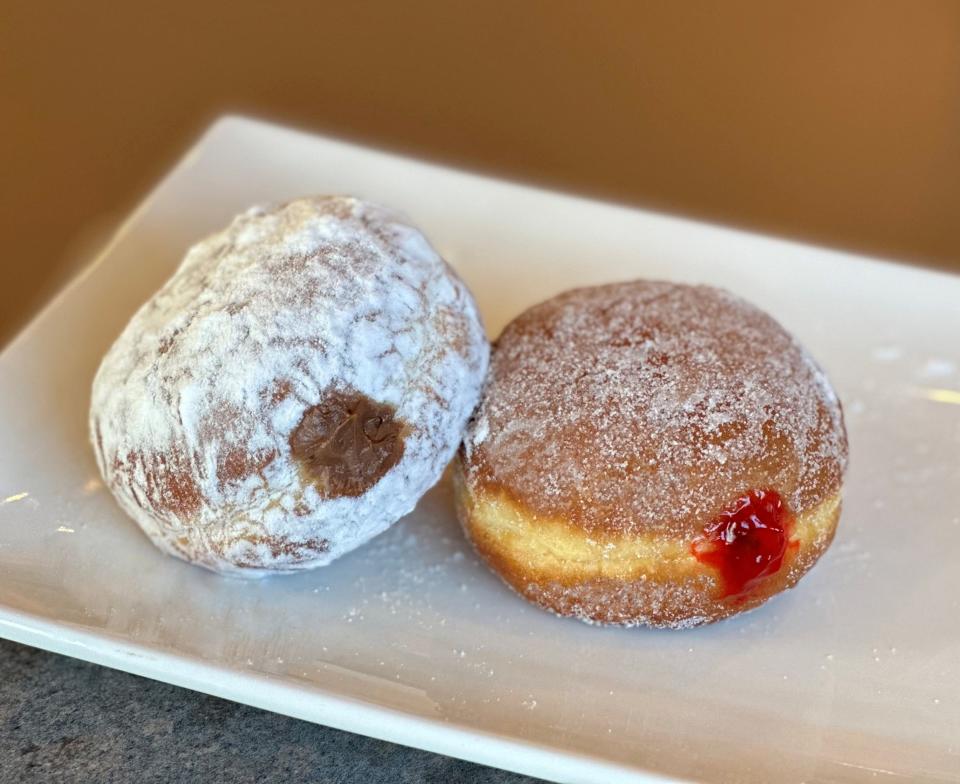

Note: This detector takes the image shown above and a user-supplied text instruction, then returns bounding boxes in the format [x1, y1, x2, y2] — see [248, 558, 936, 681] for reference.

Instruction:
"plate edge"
[4, 111, 958, 362]
[0, 605, 689, 784]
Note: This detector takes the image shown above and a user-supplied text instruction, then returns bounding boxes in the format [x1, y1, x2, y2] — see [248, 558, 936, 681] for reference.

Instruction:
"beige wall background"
[3, 1, 959, 346]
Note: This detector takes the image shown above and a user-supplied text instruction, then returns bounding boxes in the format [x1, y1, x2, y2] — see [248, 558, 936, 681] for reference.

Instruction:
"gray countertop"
[0, 639, 542, 783]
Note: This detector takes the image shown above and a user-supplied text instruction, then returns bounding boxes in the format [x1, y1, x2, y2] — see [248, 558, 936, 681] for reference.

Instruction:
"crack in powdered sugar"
[463, 281, 848, 537]
[90, 196, 489, 574]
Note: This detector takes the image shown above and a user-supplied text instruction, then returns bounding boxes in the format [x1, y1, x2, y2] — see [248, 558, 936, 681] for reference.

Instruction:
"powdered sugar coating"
[90, 196, 489, 576]
[462, 281, 847, 536]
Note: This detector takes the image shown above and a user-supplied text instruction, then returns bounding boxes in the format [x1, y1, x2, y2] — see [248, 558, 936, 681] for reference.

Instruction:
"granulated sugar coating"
[456, 281, 848, 627]
[463, 281, 848, 537]
[91, 196, 489, 575]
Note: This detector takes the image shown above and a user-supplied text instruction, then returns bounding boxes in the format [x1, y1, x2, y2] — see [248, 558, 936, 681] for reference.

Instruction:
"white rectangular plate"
[1, 116, 958, 784]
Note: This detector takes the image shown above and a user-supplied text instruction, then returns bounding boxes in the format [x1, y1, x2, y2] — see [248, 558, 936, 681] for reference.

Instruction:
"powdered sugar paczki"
[90, 196, 489, 576]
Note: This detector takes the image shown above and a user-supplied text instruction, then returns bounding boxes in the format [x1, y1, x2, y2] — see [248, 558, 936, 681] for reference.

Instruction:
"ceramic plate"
[1, 116, 958, 784]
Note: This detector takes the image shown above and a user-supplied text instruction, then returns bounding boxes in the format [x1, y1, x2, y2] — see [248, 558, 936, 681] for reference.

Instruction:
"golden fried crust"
[456, 281, 848, 627]
[454, 463, 841, 628]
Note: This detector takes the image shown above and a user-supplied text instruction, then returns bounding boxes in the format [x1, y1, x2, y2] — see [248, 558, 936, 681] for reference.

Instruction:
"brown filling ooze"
[289, 391, 406, 498]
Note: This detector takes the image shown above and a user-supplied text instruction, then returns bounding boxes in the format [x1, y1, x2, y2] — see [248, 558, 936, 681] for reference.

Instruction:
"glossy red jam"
[691, 489, 795, 600]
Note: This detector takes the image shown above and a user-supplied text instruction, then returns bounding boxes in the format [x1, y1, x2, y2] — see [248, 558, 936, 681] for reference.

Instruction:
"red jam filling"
[691, 489, 796, 600]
